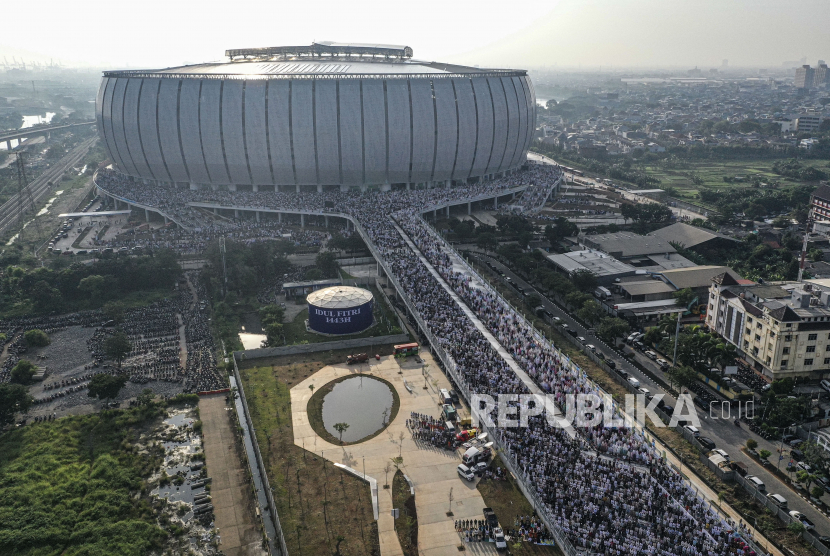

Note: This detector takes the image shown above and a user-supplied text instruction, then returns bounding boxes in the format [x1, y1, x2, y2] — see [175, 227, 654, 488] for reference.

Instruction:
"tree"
[10, 360, 37, 385]
[667, 365, 698, 390]
[571, 269, 597, 292]
[316, 251, 340, 278]
[476, 232, 498, 253]
[576, 300, 604, 326]
[597, 317, 630, 345]
[758, 449, 771, 461]
[811, 486, 824, 499]
[333, 422, 350, 443]
[544, 217, 579, 247]
[87, 373, 127, 404]
[788, 521, 806, 535]
[516, 231, 532, 249]
[78, 274, 107, 300]
[620, 203, 636, 224]
[643, 327, 663, 346]
[0, 383, 33, 426]
[104, 331, 132, 370]
[384, 461, 392, 489]
[23, 329, 50, 347]
[746, 439, 758, 450]
[672, 287, 695, 309]
[136, 388, 155, 406]
[103, 301, 126, 324]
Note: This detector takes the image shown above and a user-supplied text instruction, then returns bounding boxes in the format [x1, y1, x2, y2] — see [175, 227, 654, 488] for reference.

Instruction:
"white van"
[628, 377, 641, 389]
[683, 425, 700, 437]
[440, 389, 453, 405]
[767, 493, 788, 508]
[746, 475, 765, 492]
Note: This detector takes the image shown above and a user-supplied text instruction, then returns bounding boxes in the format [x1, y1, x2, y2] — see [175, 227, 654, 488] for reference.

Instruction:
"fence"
[231, 355, 289, 555]
[735, 473, 830, 555]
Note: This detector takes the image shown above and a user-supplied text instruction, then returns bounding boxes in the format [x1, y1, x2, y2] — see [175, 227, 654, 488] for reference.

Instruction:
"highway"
[467, 247, 830, 540]
[0, 121, 96, 144]
[0, 137, 97, 236]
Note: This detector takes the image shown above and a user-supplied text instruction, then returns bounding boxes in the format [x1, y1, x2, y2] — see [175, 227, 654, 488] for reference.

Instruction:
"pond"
[322, 375, 394, 442]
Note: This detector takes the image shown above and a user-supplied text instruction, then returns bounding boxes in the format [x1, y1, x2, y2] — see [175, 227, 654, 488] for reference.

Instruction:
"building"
[796, 114, 823, 133]
[662, 266, 740, 298]
[581, 232, 676, 263]
[96, 42, 535, 192]
[795, 65, 815, 89]
[307, 286, 374, 335]
[649, 222, 740, 253]
[708, 274, 830, 379]
[814, 64, 829, 88]
[810, 184, 830, 223]
[544, 249, 636, 286]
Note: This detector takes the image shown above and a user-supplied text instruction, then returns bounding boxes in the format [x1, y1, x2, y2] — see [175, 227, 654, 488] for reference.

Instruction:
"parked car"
[567, 329, 578, 337]
[627, 377, 640, 389]
[455, 428, 479, 442]
[789, 510, 815, 530]
[644, 351, 658, 360]
[656, 358, 669, 368]
[457, 464, 475, 482]
[711, 449, 729, 460]
[696, 437, 716, 451]
[606, 360, 617, 370]
[449, 390, 460, 404]
[684, 425, 700, 437]
[767, 493, 788, 509]
[586, 344, 596, 352]
[577, 336, 587, 344]
[638, 387, 653, 400]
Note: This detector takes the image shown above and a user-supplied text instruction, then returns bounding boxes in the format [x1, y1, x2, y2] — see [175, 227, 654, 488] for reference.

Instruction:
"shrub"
[758, 449, 771, 460]
[10, 360, 37, 385]
[24, 329, 50, 347]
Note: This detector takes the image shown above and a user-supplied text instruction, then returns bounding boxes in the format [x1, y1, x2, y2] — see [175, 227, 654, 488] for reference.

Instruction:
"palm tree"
[333, 422, 349, 443]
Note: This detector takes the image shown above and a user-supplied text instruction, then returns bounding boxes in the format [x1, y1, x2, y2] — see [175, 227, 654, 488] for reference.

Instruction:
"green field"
[0, 402, 190, 556]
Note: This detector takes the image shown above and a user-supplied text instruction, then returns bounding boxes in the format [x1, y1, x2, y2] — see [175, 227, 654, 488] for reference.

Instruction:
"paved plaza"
[291, 352, 497, 556]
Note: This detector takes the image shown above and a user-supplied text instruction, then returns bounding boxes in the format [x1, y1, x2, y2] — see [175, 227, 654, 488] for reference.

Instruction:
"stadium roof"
[307, 286, 373, 309]
[103, 44, 526, 80]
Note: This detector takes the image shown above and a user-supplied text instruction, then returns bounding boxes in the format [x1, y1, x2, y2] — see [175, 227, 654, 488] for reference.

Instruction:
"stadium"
[96, 41, 536, 192]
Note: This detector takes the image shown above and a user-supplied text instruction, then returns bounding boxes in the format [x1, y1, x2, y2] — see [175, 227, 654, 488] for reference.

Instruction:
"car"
[577, 336, 587, 344]
[449, 390, 460, 404]
[455, 428, 479, 442]
[457, 464, 475, 482]
[493, 527, 507, 550]
[626, 332, 639, 343]
[817, 535, 830, 547]
[634, 341, 645, 350]
[711, 449, 729, 460]
[638, 387, 653, 400]
[789, 439, 804, 448]
[472, 461, 488, 476]
[656, 358, 669, 368]
[560, 323, 569, 330]
[606, 360, 617, 370]
[781, 434, 797, 444]
[696, 437, 716, 451]
[567, 329, 578, 338]
[797, 461, 813, 473]
[661, 405, 674, 415]
[586, 344, 596, 352]
[462, 446, 492, 466]
[790, 449, 804, 462]
[684, 425, 701, 437]
[644, 351, 658, 360]
[627, 377, 640, 389]
[789, 510, 815, 530]
[551, 316, 561, 323]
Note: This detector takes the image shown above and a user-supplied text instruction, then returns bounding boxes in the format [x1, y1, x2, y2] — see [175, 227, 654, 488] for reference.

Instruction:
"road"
[0, 121, 96, 144]
[0, 137, 96, 236]
[468, 248, 830, 538]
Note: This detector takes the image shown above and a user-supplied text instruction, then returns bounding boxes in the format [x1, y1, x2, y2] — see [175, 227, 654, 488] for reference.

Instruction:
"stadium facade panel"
[96, 45, 535, 189]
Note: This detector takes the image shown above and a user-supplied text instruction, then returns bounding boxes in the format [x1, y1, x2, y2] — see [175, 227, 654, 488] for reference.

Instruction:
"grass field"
[239, 356, 386, 556]
[0, 402, 191, 556]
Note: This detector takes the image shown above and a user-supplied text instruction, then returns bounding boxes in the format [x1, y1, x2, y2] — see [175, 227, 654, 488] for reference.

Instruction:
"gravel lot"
[23, 325, 194, 419]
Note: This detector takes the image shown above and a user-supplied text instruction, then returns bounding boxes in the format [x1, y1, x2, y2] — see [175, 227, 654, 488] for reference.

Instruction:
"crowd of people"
[406, 411, 457, 450]
[91, 161, 763, 555]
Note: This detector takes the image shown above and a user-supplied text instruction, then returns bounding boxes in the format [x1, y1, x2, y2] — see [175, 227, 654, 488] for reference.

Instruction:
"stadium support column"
[446, 206, 450, 217]
[234, 209, 239, 219]
[300, 214, 305, 228]
[252, 184, 259, 192]
[4, 140, 10, 151]
[317, 185, 323, 193]
[295, 184, 300, 193]
[256, 211, 260, 222]
[164, 216, 169, 225]
[494, 195, 498, 209]
[213, 208, 218, 215]
[468, 202, 471, 215]
[145, 209, 150, 222]
[324, 215, 329, 227]
[278, 212, 282, 223]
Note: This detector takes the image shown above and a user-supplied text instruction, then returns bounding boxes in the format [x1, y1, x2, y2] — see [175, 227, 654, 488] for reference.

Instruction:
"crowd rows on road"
[93, 163, 761, 554]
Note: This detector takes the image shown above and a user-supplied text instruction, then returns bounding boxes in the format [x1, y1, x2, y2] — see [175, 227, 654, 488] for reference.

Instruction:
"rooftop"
[581, 232, 676, 259]
[649, 222, 739, 249]
[545, 250, 636, 278]
[619, 281, 676, 296]
[661, 265, 741, 290]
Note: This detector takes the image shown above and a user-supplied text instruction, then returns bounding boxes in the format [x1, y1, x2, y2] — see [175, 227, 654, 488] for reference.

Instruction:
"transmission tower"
[14, 152, 42, 243]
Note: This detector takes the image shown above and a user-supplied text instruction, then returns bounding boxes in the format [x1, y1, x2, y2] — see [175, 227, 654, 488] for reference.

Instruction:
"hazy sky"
[2, 0, 827, 70]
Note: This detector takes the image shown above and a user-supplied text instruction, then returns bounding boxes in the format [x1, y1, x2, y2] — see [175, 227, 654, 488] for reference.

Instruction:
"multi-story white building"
[708, 273, 830, 380]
